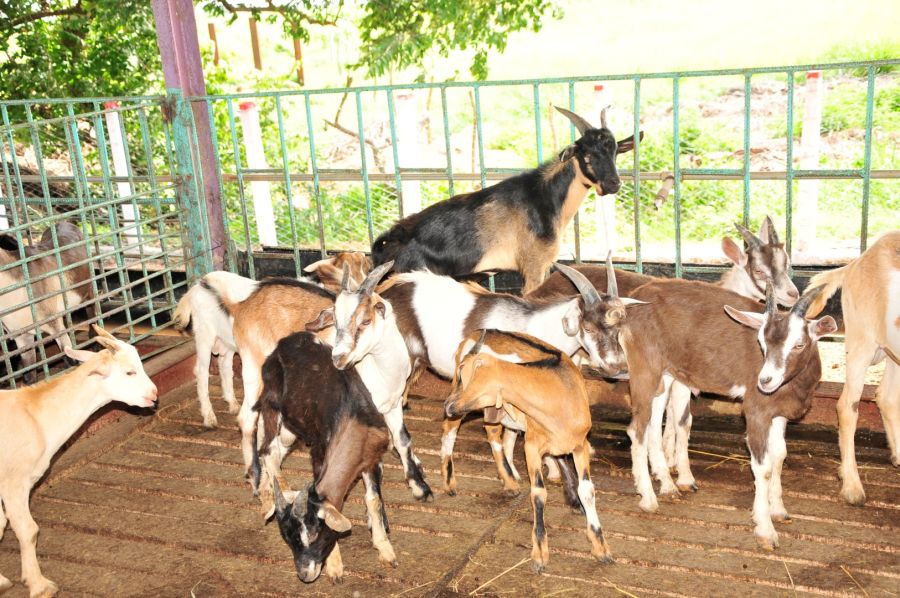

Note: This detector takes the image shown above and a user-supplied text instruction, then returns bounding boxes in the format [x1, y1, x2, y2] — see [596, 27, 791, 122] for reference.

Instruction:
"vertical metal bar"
[386, 90, 404, 218]
[205, 100, 236, 273]
[303, 93, 327, 257]
[673, 77, 682, 278]
[568, 82, 580, 263]
[533, 84, 543, 163]
[275, 95, 302, 275]
[743, 73, 752, 226]
[355, 91, 375, 245]
[785, 72, 795, 261]
[440, 86, 455, 197]
[0, 106, 33, 244]
[633, 77, 642, 273]
[92, 100, 134, 337]
[860, 66, 875, 253]
[225, 97, 256, 278]
[473, 85, 487, 190]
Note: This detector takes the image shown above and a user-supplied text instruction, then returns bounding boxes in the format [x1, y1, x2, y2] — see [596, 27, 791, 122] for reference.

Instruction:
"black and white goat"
[621, 282, 835, 549]
[251, 331, 396, 584]
[372, 107, 641, 293]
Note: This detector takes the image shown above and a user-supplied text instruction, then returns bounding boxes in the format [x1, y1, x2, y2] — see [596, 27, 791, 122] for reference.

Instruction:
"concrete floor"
[1, 379, 898, 597]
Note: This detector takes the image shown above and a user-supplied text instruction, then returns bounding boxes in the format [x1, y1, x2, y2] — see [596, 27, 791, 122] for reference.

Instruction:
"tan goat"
[0, 326, 157, 597]
[444, 330, 613, 572]
[806, 230, 900, 505]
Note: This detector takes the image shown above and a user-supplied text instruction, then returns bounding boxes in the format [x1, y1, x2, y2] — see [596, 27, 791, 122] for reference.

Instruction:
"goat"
[372, 107, 641, 294]
[1, 222, 97, 383]
[621, 282, 835, 549]
[804, 230, 900, 505]
[303, 251, 372, 291]
[527, 216, 800, 490]
[0, 325, 157, 597]
[375, 258, 638, 493]
[250, 331, 396, 584]
[171, 271, 256, 428]
[305, 261, 432, 501]
[445, 329, 614, 571]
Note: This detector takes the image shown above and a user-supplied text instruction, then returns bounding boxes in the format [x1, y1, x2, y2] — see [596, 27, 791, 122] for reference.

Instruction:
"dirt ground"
[1, 378, 898, 598]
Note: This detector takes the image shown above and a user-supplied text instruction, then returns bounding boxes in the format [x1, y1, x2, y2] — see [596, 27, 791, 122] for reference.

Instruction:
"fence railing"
[1, 59, 897, 385]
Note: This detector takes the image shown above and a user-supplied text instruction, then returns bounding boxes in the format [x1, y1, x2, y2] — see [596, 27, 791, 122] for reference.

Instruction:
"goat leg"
[572, 441, 614, 564]
[4, 488, 58, 597]
[524, 443, 550, 573]
[554, 454, 583, 513]
[485, 423, 520, 495]
[440, 417, 462, 496]
[362, 465, 398, 568]
[383, 404, 433, 501]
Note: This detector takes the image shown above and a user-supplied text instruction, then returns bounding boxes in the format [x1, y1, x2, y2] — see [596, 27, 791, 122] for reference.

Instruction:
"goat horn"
[605, 251, 618, 298]
[734, 222, 762, 249]
[600, 106, 610, 129]
[340, 263, 351, 292]
[791, 285, 822, 318]
[359, 260, 394, 295]
[554, 262, 601, 306]
[762, 215, 780, 245]
[273, 477, 288, 516]
[554, 106, 593, 136]
[765, 281, 777, 317]
[469, 329, 488, 356]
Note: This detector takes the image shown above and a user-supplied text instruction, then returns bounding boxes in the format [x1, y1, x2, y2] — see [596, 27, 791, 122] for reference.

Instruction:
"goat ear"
[558, 145, 576, 162]
[616, 131, 644, 154]
[306, 308, 335, 332]
[373, 301, 386, 318]
[87, 358, 112, 378]
[64, 346, 95, 363]
[724, 305, 766, 330]
[562, 302, 581, 336]
[303, 256, 334, 273]
[320, 502, 351, 533]
[809, 315, 837, 340]
[619, 297, 648, 307]
[721, 236, 747, 266]
[494, 391, 503, 410]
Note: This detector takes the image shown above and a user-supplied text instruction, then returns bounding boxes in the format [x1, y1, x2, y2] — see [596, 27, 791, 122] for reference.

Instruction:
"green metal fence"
[1, 59, 897, 385]
[189, 59, 898, 280]
[0, 96, 207, 386]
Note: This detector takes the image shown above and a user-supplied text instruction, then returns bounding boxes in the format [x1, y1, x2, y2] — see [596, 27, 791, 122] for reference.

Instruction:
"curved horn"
[554, 106, 594, 136]
[765, 281, 776, 317]
[358, 260, 394, 295]
[762, 215, 780, 245]
[734, 222, 762, 249]
[468, 329, 488, 356]
[600, 106, 610, 129]
[554, 262, 601, 306]
[791, 285, 823, 318]
[340, 263, 351, 292]
[605, 251, 618, 298]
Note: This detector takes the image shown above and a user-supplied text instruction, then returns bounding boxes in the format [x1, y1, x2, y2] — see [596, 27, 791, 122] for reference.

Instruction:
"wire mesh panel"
[0, 98, 197, 387]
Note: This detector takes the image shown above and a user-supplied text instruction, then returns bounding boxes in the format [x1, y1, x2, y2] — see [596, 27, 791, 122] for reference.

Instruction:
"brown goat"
[445, 330, 613, 572]
[805, 230, 900, 505]
[303, 252, 372, 292]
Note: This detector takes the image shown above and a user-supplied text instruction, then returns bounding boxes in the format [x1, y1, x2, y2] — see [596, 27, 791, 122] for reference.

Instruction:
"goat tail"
[805, 265, 848, 317]
[171, 287, 195, 334]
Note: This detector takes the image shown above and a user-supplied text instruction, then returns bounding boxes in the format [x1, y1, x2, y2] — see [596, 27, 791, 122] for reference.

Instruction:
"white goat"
[0, 326, 157, 597]
[806, 230, 900, 505]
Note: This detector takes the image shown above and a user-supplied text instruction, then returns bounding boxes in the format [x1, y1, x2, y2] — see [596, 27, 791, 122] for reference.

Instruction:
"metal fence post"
[169, 88, 212, 281]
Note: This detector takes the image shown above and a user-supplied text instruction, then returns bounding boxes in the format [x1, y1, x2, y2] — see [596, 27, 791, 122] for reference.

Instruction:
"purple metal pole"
[152, 0, 226, 270]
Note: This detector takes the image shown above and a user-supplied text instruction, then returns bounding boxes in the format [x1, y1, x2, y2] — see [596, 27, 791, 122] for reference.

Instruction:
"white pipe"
[237, 101, 278, 247]
[395, 91, 422, 216]
[796, 71, 823, 253]
[104, 102, 138, 246]
[594, 84, 616, 259]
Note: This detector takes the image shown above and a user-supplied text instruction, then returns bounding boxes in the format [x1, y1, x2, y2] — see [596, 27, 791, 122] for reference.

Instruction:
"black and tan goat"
[372, 107, 641, 293]
[250, 331, 396, 584]
[1, 222, 97, 383]
[445, 330, 613, 571]
[622, 282, 835, 549]
[805, 230, 899, 505]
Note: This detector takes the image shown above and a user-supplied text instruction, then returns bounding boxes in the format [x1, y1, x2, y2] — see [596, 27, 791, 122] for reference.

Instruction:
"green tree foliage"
[0, 0, 163, 104]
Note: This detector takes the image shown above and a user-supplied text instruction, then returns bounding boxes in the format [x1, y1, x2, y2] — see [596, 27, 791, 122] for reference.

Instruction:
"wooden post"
[208, 23, 219, 66]
[293, 38, 305, 86]
[151, 0, 226, 271]
[249, 18, 263, 70]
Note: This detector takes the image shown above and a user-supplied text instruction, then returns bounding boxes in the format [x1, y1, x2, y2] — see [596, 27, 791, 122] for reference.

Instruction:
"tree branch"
[6, 1, 84, 29]
[214, 0, 339, 27]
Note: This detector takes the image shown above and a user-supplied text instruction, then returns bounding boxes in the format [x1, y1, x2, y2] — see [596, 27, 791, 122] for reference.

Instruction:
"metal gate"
[0, 95, 209, 386]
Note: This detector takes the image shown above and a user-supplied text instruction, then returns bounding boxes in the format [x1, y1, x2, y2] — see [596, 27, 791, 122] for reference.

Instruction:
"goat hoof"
[0, 578, 13, 593]
[677, 482, 699, 493]
[227, 401, 240, 415]
[502, 487, 521, 498]
[329, 575, 344, 585]
[445, 488, 457, 497]
[28, 578, 58, 598]
[593, 552, 615, 565]
[531, 561, 546, 575]
[416, 489, 435, 503]
[771, 513, 792, 524]
[638, 497, 659, 513]
[840, 485, 867, 506]
[202, 414, 218, 429]
[755, 534, 779, 551]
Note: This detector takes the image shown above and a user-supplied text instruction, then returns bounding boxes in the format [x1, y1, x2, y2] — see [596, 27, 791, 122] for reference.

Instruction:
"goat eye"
[794, 342, 805, 351]
[360, 319, 372, 328]
[126, 371, 136, 376]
